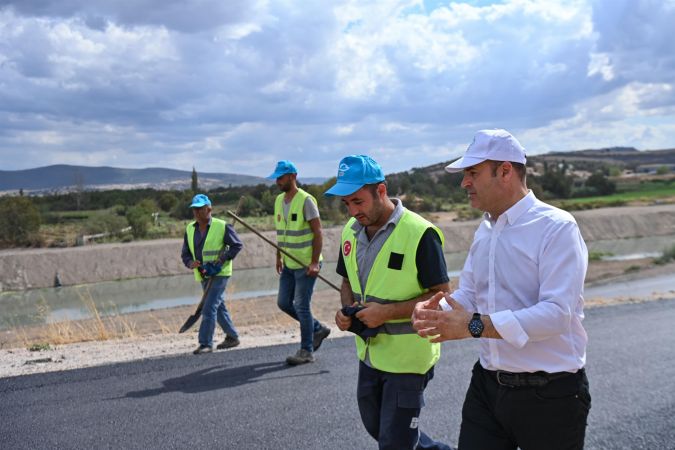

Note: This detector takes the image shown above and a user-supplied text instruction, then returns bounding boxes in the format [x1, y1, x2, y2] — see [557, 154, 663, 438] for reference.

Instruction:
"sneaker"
[286, 349, 315, 366]
[313, 325, 331, 351]
[193, 345, 213, 355]
[217, 336, 240, 350]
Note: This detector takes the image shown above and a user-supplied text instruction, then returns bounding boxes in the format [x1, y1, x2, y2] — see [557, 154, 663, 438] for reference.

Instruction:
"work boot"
[286, 349, 315, 366]
[193, 345, 213, 355]
[217, 336, 240, 350]
[313, 325, 331, 351]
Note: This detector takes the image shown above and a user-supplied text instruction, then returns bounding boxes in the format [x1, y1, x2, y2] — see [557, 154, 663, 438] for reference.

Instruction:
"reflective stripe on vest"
[186, 217, 233, 281]
[341, 209, 444, 374]
[274, 188, 323, 269]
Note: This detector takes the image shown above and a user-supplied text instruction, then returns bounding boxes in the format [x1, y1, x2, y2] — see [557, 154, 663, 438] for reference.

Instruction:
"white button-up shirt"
[443, 191, 588, 373]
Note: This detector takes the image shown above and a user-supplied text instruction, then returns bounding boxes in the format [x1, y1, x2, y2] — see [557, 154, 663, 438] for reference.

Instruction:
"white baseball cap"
[445, 129, 526, 173]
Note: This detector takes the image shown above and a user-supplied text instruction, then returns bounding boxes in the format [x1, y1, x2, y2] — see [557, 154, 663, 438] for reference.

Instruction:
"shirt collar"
[502, 190, 536, 225]
[193, 217, 213, 228]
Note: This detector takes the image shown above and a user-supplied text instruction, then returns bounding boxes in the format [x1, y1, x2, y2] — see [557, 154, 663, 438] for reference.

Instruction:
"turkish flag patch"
[343, 240, 352, 256]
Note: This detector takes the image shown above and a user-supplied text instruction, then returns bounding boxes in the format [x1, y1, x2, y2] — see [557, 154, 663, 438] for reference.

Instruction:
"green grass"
[589, 251, 614, 261]
[28, 342, 51, 352]
[555, 180, 675, 210]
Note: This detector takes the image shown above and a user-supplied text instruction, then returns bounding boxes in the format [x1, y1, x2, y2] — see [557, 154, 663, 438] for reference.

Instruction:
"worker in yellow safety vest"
[181, 194, 243, 355]
[325, 155, 452, 450]
[266, 161, 331, 366]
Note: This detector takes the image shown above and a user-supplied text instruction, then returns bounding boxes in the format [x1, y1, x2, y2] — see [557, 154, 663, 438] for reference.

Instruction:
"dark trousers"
[458, 361, 591, 450]
[357, 361, 451, 450]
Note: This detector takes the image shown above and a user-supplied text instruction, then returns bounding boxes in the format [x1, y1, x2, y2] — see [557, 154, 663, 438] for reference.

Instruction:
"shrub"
[126, 206, 151, 238]
[158, 193, 178, 212]
[654, 244, 675, 265]
[238, 195, 263, 216]
[83, 214, 128, 236]
[585, 171, 616, 195]
[0, 196, 42, 246]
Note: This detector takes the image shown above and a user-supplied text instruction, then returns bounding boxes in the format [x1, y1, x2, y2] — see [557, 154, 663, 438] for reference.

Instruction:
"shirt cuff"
[449, 290, 474, 311]
[490, 310, 529, 349]
[439, 298, 453, 311]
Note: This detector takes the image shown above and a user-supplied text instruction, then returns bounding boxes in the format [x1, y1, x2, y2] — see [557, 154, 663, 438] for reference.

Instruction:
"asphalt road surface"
[2, 299, 674, 450]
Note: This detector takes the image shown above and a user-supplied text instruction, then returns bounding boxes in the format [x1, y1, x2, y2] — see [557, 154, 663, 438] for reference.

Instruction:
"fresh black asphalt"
[1, 298, 674, 449]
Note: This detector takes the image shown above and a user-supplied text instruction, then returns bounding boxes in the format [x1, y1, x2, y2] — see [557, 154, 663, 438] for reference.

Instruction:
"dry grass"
[17, 289, 157, 349]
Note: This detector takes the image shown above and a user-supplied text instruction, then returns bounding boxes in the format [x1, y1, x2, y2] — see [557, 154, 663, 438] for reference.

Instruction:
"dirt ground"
[1, 258, 673, 379]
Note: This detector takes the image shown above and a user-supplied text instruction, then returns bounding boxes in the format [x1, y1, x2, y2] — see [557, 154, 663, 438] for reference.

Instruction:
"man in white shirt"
[412, 129, 591, 450]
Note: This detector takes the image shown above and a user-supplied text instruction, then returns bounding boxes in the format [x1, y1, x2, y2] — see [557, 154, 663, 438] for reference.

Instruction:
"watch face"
[469, 314, 484, 338]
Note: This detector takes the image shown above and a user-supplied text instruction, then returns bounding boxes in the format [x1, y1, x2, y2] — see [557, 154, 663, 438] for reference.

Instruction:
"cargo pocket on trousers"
[397, 390, 425, 409]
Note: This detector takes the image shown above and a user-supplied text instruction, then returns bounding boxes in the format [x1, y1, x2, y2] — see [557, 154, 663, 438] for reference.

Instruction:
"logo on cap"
[338, 163, 350, 178]
[343, 240, 352, 256]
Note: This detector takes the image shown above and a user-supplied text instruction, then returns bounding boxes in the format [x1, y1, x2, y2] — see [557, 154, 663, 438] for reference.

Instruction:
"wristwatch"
[468, 313, 484, 338]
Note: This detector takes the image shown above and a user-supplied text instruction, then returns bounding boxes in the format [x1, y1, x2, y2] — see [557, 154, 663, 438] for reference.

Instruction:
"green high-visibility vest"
[186, 217, 233, 281]
[341, 209, 443, 374]
[274, 188, 323, 270]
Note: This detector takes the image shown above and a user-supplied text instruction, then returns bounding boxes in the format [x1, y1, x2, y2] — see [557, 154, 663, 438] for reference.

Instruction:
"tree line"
[0, 161, 619, 248]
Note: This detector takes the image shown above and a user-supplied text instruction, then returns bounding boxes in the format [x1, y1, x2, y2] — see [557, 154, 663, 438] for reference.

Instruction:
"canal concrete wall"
[1, 204, 673, 291]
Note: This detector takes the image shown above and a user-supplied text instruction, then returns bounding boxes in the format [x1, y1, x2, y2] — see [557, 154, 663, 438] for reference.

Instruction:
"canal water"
[1, 235, 672, 330]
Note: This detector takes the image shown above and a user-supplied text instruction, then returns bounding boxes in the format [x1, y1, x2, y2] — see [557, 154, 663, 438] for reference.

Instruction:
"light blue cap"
[266, 160, 298, 180]
[189, 194, 211, 208]
[324, 155, 385, 197]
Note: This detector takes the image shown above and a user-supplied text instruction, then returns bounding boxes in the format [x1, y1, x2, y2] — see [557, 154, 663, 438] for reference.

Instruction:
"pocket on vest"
[388, 252, 404, 270]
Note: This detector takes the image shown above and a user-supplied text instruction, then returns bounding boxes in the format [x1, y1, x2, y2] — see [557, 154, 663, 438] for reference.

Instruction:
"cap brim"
[444, 155, 488, 173]
[266, 170, 296, 180]
[324, 181, 365, 197]
[189, 202, 208, 208]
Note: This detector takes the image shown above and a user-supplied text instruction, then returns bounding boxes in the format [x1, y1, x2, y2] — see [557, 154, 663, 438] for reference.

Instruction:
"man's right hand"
[276, 258, 283, 275]
[188, 260, 201, 269]
[335, 309, 352, 331]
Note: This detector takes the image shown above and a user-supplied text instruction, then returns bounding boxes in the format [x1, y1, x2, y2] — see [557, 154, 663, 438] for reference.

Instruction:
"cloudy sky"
[1, 0, 674, 178]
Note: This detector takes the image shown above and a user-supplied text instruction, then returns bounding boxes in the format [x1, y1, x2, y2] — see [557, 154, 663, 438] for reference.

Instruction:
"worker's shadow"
[124, 361, 329, 399]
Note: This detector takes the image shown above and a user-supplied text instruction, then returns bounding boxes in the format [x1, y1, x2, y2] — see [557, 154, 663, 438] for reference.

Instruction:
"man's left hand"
[306, 262, 320, 278]
[412, 292, 472, 342]
[355, 302, 389, 328]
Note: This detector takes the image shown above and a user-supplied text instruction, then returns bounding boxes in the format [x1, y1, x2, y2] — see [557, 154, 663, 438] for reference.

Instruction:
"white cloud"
[588, 52, 614, 81]
[0, 0, 674, 177]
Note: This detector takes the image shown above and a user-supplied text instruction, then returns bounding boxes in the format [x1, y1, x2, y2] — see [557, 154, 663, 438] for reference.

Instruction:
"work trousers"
[198, 276, 238, 347]
[458, 361, 591, 450]
[277, 266, 321, 352]
[357, 361, 452, 450]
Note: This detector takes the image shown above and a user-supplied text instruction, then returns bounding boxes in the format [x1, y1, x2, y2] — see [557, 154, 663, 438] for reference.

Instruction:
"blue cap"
[266, 160, 298, 180]
[324, 155, 385, 197]
[189, 194, 211, 208]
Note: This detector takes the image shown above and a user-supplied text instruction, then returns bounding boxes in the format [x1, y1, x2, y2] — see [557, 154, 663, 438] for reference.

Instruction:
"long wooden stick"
[227, 210, 341, 292]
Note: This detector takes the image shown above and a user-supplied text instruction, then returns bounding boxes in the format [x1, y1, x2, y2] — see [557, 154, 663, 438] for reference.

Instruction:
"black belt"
[484, 366, 582, 388]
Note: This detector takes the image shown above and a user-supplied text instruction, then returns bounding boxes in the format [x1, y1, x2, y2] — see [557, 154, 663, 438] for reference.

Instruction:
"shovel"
[178, 275, 214, 333]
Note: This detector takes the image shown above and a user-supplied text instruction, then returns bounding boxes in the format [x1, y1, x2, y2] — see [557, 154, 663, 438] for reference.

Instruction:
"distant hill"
[384, 147, 675, 182]
[0, 165, 271, 193]
[421, 147, 675, 173]
[527, 147, 675, 170]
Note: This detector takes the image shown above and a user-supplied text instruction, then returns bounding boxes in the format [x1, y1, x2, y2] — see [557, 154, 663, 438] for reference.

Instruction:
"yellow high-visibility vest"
[341, 209, 443, 374]
[274, 189, 322, 269]
[186, 218, 232, 281]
